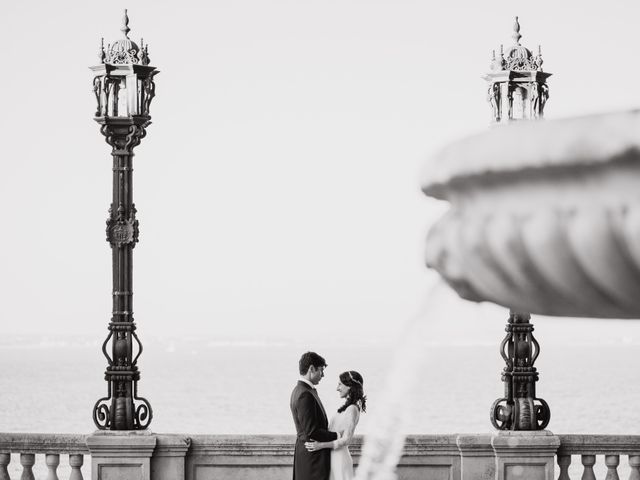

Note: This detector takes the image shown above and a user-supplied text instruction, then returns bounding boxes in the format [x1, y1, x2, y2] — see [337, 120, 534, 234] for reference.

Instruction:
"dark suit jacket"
[290, 380, 338, 480]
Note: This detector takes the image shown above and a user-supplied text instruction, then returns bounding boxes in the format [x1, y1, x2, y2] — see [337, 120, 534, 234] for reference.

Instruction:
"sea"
[1, 335, 640, 478]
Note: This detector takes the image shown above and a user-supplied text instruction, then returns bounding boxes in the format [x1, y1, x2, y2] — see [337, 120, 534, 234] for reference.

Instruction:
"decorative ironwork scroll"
[490, 311, 550, 431]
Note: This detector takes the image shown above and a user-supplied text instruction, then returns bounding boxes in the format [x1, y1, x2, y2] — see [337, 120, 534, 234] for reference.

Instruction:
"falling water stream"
[354, 278, 447, 480]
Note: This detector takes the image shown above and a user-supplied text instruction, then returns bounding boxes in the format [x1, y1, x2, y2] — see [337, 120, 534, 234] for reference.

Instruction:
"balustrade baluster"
[46, 454, 60, 480]
[558, 454, 571, 480]
[629, 455, 640, 480]
[19, 454, 35, 480]
[581, 455, 596, 480]
[605, 455, 620, 480]
[69, 454, 84, 480]
[0, 453, 10, 480]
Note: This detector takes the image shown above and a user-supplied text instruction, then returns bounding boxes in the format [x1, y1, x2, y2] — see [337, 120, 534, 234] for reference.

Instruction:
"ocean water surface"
[2, 335, 640, 478]
[2, 336, 640, 435]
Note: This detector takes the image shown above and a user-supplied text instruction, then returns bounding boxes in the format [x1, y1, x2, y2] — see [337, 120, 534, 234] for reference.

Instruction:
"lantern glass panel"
[513, 87, 525, 120]
[116, 79, 128, 117]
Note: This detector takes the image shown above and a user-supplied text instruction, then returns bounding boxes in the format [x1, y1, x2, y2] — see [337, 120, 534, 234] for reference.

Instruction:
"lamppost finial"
[512, 16, 522, 45]
[121, 9, 131, 38]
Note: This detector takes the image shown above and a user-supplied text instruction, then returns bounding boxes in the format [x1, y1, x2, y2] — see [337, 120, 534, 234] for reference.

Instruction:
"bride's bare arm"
[331, 406, 360, 449]
[305, 405, 361, 452]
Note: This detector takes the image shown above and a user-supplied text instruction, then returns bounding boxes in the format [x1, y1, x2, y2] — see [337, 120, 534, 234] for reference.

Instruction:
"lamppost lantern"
[91, 9, 158, 431]
[91, 10, 158, 121]
[483, 16, 551, 124]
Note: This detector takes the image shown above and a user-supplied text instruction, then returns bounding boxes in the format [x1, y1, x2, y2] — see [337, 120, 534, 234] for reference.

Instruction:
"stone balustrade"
[1, 432, 639, 480]
[0, 433, 88, 480]
[556, 435, 640, 480]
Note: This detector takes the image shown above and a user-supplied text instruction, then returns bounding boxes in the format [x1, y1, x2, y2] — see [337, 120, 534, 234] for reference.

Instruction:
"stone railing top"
[403, 434, 460, 455]
[0, 433, 460, 456]
[2, 432, 640, 458]
[0, 433, 88, 454]
[186, 434, 459, 456]
[0, 433, 462, 456]
[422, 109, 640, 200]
[557, 434, 640, 455]
[188, 434, 295, 456]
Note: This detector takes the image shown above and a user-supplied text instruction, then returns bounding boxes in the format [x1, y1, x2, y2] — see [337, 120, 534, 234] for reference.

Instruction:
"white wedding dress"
[328, 404, 361, 480]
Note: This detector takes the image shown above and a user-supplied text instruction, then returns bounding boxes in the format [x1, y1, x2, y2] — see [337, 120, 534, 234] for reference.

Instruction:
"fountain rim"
[422, 109, 640, 200]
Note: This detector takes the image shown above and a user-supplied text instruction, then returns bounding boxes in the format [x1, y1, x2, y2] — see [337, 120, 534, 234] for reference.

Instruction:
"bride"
[305, 371, 367, 480]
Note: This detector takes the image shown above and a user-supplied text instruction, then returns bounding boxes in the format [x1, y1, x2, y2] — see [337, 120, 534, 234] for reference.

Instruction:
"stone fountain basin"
[422, 110, 640, 318]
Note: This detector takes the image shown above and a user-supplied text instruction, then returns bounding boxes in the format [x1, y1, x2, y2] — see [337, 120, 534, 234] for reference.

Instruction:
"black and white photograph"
[2, 1, 640, 479]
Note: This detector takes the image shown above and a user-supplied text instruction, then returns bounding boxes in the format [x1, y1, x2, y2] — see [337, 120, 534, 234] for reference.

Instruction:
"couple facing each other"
[290, 351, 367, 480]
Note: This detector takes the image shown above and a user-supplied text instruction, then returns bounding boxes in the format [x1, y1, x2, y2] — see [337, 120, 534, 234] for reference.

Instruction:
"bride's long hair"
[337, 370, 367, 413]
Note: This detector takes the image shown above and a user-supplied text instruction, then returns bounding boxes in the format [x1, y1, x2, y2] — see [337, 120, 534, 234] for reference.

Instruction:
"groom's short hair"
[299, 351, 327, 375]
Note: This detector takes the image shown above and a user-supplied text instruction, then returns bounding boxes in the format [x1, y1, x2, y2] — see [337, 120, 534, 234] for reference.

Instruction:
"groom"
[290, 351, 338, 480]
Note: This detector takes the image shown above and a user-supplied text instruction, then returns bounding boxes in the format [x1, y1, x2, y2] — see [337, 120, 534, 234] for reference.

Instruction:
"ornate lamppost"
[490, 312, 550, 430]
[91, 10, 158, 430]
[484, 18, 551, 431]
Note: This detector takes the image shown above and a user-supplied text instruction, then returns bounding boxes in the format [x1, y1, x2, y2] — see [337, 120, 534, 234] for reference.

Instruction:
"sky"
[1, 0, 640, 346]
